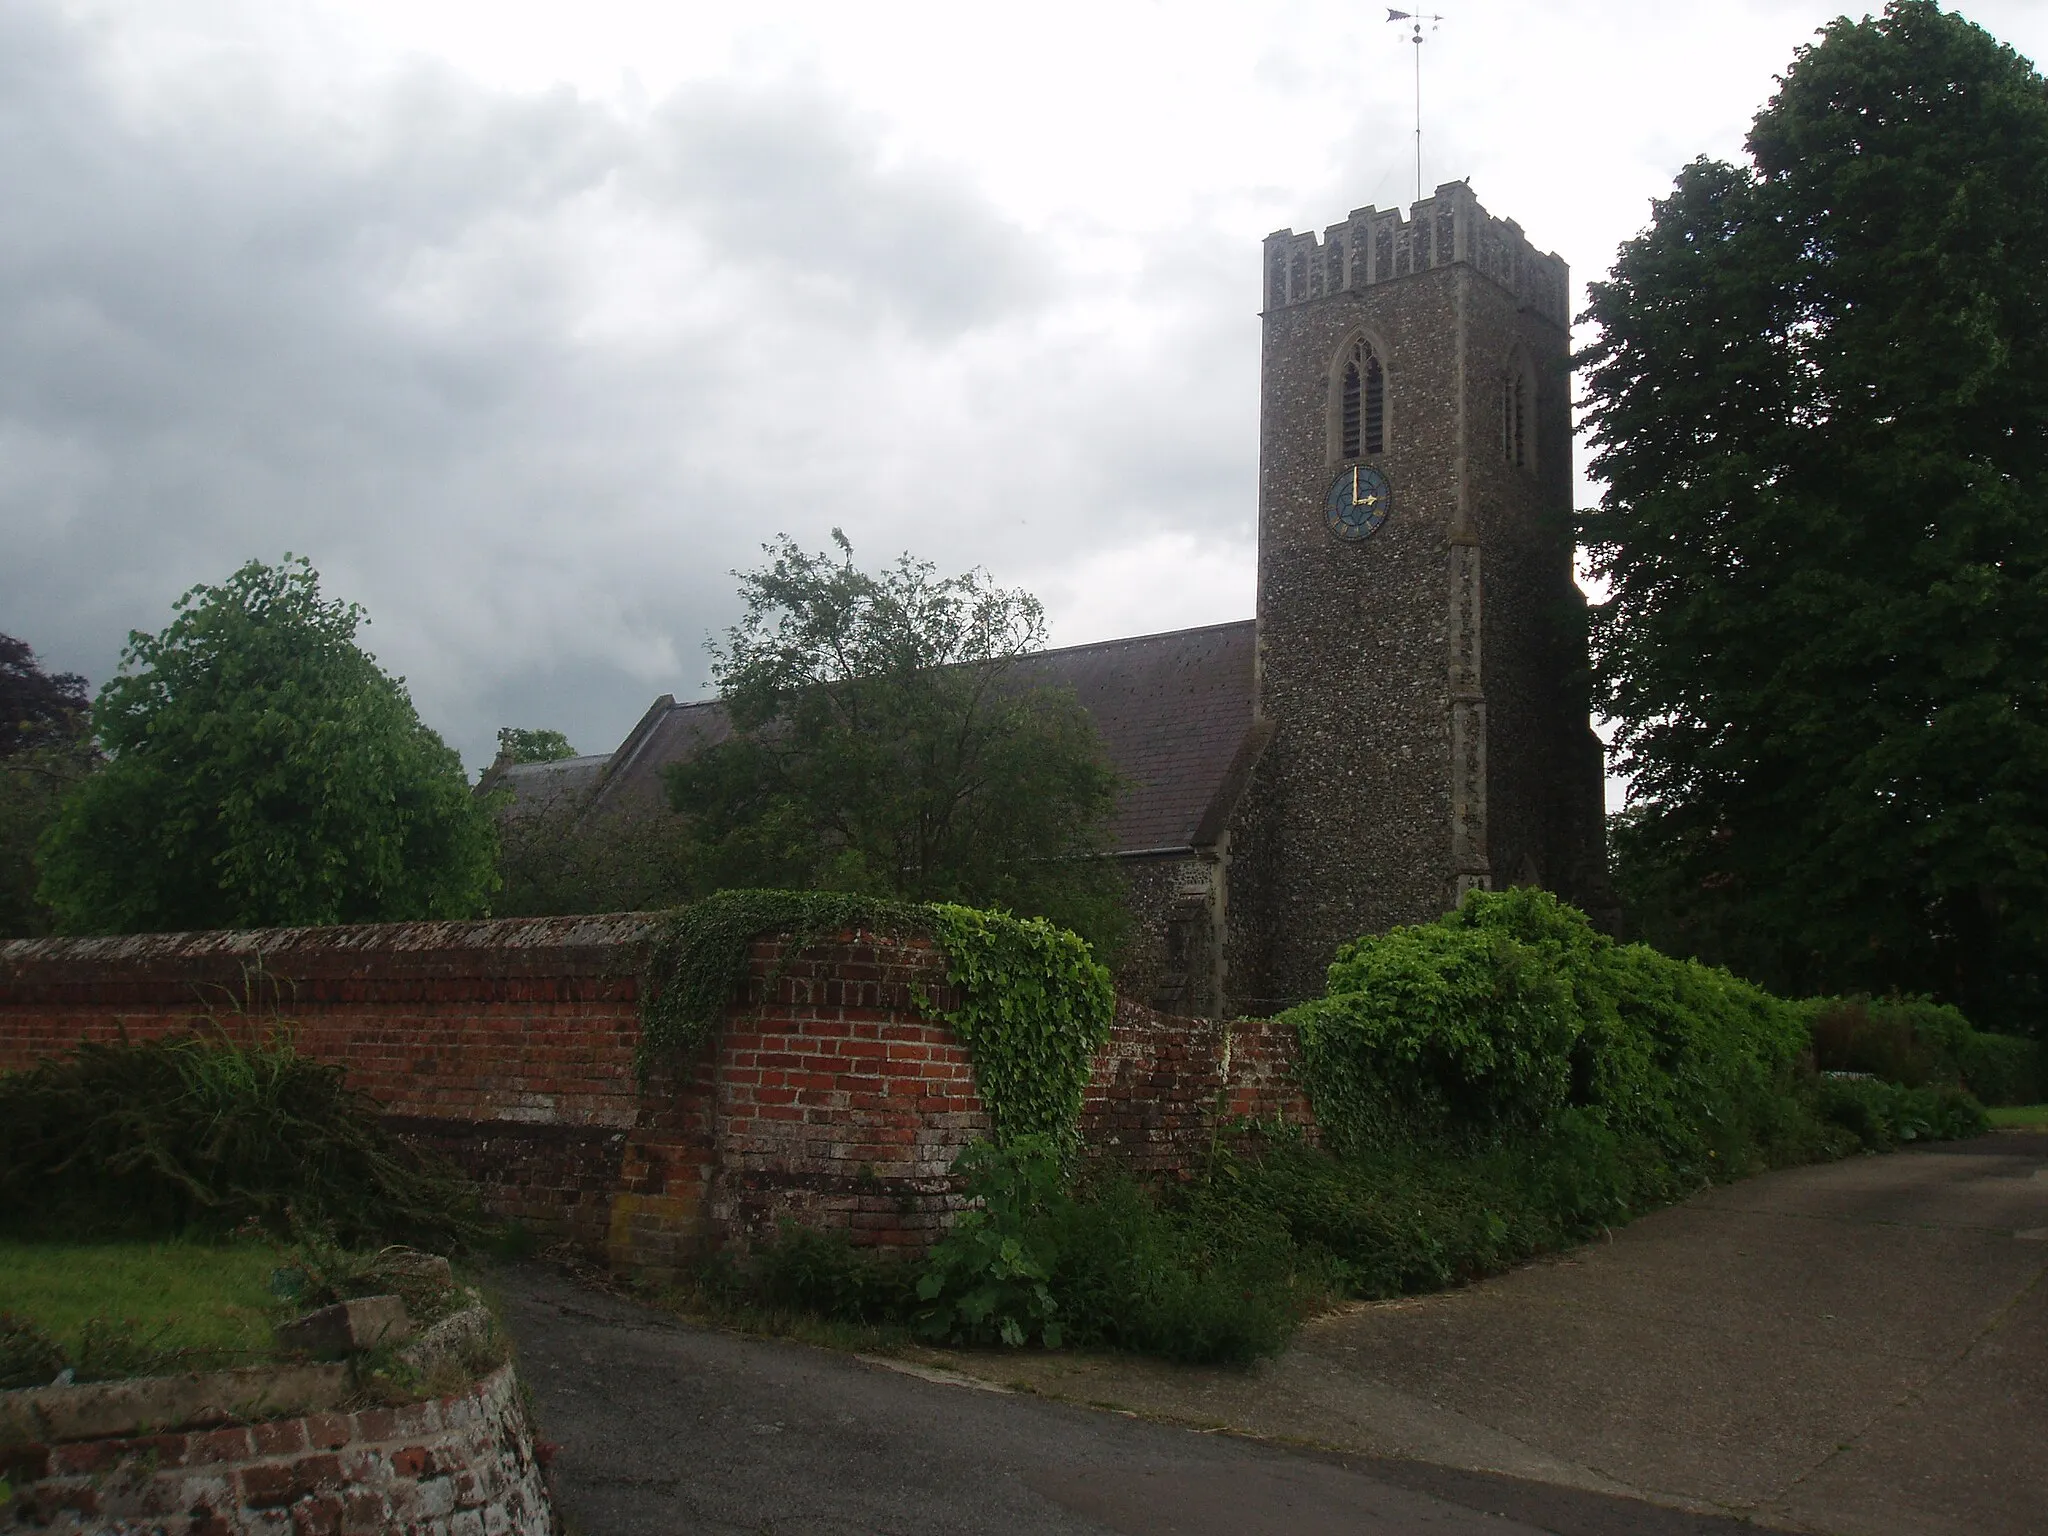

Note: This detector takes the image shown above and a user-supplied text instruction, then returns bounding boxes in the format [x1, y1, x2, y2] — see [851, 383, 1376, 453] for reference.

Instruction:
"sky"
[6, 0, 2047, 783]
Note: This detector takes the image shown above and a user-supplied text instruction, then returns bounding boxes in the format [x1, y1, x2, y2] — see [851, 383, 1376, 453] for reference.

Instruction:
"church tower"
[1223, 183, 1609, 1011]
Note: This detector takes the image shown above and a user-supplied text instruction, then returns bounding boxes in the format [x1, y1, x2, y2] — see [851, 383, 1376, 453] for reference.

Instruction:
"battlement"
[1263, 183, 1569, 328]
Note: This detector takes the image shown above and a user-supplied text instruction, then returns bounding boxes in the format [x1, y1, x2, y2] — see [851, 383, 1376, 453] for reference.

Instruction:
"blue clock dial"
[1326, 464, 1392, 541]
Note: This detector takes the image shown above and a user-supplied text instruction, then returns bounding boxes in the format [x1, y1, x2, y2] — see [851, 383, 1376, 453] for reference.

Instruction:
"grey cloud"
[0, 3, 1090, 769]
[635, 83, 1048, 335]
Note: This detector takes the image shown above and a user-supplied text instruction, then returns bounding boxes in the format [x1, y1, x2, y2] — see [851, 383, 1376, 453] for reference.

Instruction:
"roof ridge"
[1021, 616, 1255, 663]
[649, 617, 1257, 708]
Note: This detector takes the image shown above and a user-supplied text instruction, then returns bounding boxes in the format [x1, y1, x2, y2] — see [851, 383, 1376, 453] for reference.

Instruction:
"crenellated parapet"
[1263, 182, 1569, 328]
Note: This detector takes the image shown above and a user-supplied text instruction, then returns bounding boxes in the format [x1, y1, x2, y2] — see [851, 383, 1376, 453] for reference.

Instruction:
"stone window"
[1337, 336, 1387, 459]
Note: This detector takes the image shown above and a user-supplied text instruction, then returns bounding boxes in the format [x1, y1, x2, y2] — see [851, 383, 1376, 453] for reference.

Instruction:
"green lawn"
[1988, 1104, 2048, 1129]
[0, 1240, 284, 1377]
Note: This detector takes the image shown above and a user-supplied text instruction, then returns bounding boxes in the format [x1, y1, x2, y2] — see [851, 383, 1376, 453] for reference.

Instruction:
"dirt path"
[927, 1132, 2048, 1536]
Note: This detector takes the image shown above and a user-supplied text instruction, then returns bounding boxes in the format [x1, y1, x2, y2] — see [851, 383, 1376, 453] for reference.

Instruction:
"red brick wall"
[1, 916, 1313, 1269]
[708, 936, 989, 1250]
[1082, 999, 1315, 1170]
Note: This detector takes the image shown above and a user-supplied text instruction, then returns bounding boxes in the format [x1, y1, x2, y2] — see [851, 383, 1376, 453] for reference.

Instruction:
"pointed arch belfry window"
[1338, 337, 1385, 459]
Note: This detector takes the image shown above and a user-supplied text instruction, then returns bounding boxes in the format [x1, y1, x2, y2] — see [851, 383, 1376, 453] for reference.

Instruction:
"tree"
[1, 634, 88, 758]
[1579, 1, 2048, 1031]
[0, 635, 96, 937]
[38, 558, 499, 934]
[496, 727, 578, 764]
[664, 532, 1127, 952]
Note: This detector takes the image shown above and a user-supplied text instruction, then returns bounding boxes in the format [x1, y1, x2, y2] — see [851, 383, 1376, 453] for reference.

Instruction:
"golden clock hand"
[1352, 466, 1363, 505]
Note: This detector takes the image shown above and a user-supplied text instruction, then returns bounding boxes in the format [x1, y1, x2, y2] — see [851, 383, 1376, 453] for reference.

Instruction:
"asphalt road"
[496, 1265, 1773, 1536]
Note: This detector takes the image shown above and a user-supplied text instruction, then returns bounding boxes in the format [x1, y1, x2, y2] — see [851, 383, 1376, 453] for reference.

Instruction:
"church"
[498, 182, 1610, 1018]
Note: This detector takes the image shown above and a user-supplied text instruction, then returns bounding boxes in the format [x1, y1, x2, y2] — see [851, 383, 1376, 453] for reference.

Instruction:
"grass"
[1988, 1104, 2048, 1129]
[0, 1240, 285, 1382]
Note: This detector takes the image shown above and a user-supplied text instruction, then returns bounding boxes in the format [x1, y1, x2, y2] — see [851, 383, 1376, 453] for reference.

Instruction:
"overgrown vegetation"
[0, 1033, 483, 1249]
[922, 905, 1116, 1144]
[638, 889, 1113, 1142]
[1289, 888, 1820, 1179]
[1806, 995, 2043, 1107]
[681, 888, 1992, 1367]
[685, 1139, 1318, 1366]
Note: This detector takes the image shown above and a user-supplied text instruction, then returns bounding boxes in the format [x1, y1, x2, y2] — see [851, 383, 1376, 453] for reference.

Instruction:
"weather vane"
[1387, 10, 1447, 206]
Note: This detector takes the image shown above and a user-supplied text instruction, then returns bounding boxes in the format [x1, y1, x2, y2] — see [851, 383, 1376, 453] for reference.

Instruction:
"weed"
[0, 1033, 483, 1248]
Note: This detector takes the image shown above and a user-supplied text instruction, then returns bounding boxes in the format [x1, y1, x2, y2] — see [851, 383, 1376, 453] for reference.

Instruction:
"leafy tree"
[0, 635, 96, 937]
[664, 532, 1126, 953]
[38, 558, 499, 934]
[494, 796, 698, 918]
[1579, 2, 2048, 1031]
[495, 727, 578, 764]
[1, 634, 88, 758]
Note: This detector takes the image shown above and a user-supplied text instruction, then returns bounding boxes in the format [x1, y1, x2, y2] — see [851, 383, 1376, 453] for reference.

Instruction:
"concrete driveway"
[499, 1131, 2046, 1536]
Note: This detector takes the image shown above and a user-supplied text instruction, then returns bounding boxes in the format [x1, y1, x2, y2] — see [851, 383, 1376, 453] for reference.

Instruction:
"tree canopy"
[496, 727, 578, 764]
[38, 558, 499, 934]
[663, 532, 1126, 952]
[0, 636, 96, 938]
[1580, 1, 2048, 1031]
[1, 634, 89, 760]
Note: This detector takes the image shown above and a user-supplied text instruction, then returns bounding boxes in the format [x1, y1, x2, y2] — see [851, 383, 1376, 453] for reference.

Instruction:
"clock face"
[1326, 464, 1392, 541]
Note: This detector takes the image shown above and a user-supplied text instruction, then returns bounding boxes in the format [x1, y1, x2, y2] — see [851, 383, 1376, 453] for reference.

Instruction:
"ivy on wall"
[637, 890, 1114, 1145]
[923, 903, 1115, 1145]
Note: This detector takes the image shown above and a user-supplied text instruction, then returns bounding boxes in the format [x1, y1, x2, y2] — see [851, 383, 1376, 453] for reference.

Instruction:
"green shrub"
[1807, 995, 2043, 1106]
[1955, 1033, 2044, 1107]
[746, 1226, 918, 1326]
[1292, 887, 1814, 1181]
[0, 1035, 482, 1248]
[1048, 1170, 1314, 1365]
[1814, 1077, 1989, 1149]
[915, 1137, 1068, 1348]
[1291, 917, 1581, 1150]
[679, 1141, 1314, 1365]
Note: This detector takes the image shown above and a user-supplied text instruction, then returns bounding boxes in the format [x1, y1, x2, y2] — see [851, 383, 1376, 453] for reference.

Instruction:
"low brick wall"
[0, 917, 661, 1264]
[1082, 1000, 1313, 1170]
[1, 1362, 553, 1536]
[0, 915, 1313, 1268]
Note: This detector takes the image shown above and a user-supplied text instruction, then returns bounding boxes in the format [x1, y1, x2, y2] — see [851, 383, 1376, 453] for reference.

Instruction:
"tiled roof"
[576, 620, 1260, 855]
[488, 753, 609, 820]
[1007, 621, 1258, 851]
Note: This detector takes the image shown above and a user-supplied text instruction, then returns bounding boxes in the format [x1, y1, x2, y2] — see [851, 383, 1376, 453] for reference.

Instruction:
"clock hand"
[1352, 466, 1363, 505]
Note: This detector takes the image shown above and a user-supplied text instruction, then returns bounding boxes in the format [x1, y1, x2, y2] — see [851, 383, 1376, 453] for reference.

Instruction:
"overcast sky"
[6, 0, 2046, 777]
